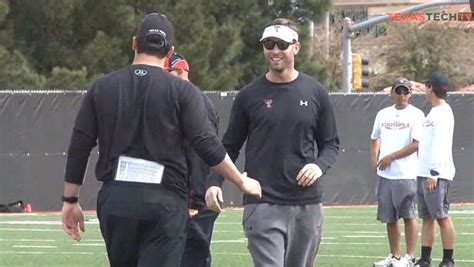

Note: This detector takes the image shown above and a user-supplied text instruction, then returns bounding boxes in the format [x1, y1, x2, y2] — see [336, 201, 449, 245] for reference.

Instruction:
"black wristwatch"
[61, 195, 79, 204]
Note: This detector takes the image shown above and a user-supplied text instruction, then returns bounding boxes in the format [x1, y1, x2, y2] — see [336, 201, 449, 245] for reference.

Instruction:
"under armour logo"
[300, 100, 308, 106]
[264, 99, 273, 108]
[134, 69, 147, 76]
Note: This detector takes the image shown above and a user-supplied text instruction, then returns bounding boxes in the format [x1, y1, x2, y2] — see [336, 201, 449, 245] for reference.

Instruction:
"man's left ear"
[293, 42, 301, 55]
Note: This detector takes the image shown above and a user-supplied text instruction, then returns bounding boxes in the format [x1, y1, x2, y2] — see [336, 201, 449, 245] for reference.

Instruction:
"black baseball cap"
[391, 77, 412, 92]
[136, 13, 174, 48]
[426, 72, 451, 93]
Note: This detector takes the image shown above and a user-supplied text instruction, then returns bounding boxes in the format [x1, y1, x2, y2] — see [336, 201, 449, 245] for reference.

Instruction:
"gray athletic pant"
[243, 203, 324, 267]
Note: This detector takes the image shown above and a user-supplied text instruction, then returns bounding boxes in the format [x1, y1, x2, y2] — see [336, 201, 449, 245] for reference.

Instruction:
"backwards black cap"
[427, 71, 451, 94]
[136, 13, 174, 49]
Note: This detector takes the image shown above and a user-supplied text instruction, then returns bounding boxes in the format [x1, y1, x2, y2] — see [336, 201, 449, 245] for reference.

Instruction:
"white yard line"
[0, 227, 100, 232]
[322, 242, 385, 245]
[0, 221, 61, 225]
[317, 255, 474, 263]
[0, 239, 55, 242]
[12, 245, 56, 248]
[0, 221, 99, 225]
[211, 252, 474, 263]
[343, 235, 386, 238]
[0, 251, 100, 255]
[329, 223, 381, 226]
[450, 210, 474, 214]
[74, 243, 104, 246]
[0, 228, 63, 232]
[211, 239, 246, 243]
[326, 231, 385, 234]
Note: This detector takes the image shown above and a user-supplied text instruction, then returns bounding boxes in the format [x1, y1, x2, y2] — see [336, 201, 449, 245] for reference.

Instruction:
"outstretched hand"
[239, 172, 262, 198]
[205, 186, 224, 213]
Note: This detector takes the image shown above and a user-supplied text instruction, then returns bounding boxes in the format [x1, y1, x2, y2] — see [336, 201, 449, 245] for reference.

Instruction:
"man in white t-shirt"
[414, 72, 456, 267]
[371, 78, 425, 267]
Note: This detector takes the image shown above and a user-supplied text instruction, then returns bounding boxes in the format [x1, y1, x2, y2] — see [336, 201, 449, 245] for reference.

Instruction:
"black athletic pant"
[97, 181, 189, 267]
[180, 209, 219, 267]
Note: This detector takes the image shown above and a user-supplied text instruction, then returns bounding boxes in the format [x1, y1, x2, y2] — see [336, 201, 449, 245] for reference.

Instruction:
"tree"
[1, 0, 332, 90]
[0, 47, 45, 89]
[0, 1, 47, 89]
[0, 0, 7, 22]
[45, 67, 89, 90]
[82, 31, 130, 76]
[7, 0, 84, 72]
[382, 23, 473, 90]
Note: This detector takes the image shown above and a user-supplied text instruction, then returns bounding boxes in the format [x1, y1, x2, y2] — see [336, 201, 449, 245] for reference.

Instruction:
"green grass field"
[0, 205, 473, 267]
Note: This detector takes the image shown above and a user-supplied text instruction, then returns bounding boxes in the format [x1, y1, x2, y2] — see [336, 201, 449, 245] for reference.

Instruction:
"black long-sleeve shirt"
[217, 73, 339, 205]
[186, 93, 219, 210]
[65, 64, 226, 199]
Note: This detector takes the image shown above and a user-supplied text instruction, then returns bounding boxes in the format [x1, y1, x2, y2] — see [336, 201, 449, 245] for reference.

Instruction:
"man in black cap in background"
[165, 52, 220, 267]
[60, 13, 261, 267]
[415, 72, 456, 267]
[371, 77, 424, 267]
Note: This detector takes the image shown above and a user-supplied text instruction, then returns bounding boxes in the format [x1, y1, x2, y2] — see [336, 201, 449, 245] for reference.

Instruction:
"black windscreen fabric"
[0, 92, 472, 210]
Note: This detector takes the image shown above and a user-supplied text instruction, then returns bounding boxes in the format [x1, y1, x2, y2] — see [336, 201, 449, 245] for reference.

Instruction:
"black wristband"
[61, 195, 79, 203]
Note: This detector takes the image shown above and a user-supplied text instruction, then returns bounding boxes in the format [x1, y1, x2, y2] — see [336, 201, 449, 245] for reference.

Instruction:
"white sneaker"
[374, 254, 393, 267]
[392, 256, 409, 267]
[403, 254, 416, 267]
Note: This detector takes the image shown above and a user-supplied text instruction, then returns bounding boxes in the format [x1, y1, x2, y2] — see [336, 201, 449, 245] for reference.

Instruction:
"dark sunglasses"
[394, 87, 411, 95]
[262, 40, 293, 51]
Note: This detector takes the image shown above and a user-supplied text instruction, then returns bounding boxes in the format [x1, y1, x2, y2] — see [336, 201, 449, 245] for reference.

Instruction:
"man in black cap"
[60, 13, 261, 267]
[371, 77, 424, 267]
[415, 72, 456, 267]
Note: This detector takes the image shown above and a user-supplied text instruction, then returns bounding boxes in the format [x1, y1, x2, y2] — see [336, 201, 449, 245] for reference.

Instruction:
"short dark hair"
[266, 18, 299, 34]
[432, 86, 447, 99]
[136, 41, 171, 58]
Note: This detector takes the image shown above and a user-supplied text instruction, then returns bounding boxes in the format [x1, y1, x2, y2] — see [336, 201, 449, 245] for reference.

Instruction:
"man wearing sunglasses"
[370, 78, 425, 267]
[206, 18, 339, 266]
[165, 52, 221, 267]
[415, 72, 456, 267]
[61, 13, 262, 266]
